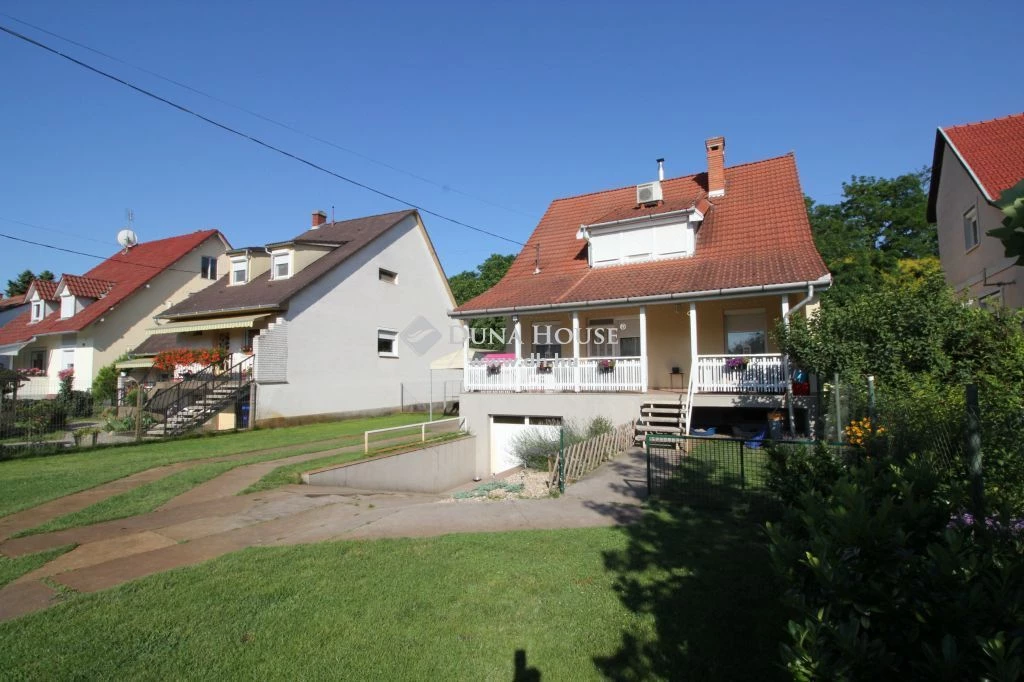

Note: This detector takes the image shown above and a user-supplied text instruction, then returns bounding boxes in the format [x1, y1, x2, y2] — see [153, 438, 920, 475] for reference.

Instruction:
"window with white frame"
[378, 268, 398, 284]
[724, 310, 767, 354]
[60, 294, 75, 319]
[587, 318, 617, 357]
[377, 328, 398, 357]
[231, 257, 247, 285]
[201, 256, 218, 280]
[30, 300, 44, 322]
[964, 206, 980, 250]
[271, 251, 292, 280]
[531, 322, 561, 358]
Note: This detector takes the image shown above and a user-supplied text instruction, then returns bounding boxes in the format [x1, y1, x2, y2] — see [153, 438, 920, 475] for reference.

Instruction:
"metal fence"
[0, 390, 96, 458]
[645, 434, 850, 508]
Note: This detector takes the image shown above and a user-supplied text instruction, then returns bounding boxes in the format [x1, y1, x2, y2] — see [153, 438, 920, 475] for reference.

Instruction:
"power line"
[0, 231, 204, 275]
[0, 13, 537, 222]
[0, 216, 126, 247]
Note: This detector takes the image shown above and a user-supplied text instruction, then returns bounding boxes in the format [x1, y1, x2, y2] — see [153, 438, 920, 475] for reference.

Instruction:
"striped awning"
[115, 358, 155, 369]
[147, 314, 270, 334]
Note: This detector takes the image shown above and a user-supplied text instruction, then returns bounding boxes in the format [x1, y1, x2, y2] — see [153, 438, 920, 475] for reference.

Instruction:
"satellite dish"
[117, 229, 138, 251]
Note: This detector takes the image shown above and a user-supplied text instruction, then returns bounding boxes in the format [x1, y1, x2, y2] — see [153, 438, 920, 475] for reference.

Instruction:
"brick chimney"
[705, 136, 726, 198]
[311, 210, 328, 229]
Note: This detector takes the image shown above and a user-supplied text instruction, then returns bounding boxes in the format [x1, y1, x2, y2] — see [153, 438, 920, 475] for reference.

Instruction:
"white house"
[450, 136, 832, 476]
[139, 209, 462, 431]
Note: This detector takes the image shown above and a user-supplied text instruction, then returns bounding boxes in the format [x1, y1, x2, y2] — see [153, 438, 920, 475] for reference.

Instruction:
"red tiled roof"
[454, 154, 830, 314]
[59, 274, 116, 299]
[29, 279, 58, 301]
[942, 112, 1024, 202]
[0, 230, 223, 345]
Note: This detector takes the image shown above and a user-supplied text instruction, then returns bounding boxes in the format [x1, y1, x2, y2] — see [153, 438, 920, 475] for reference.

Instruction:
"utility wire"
[0, 216, 127, 247]
[0, 14, 536, 225]
[0, 231, 205, 275]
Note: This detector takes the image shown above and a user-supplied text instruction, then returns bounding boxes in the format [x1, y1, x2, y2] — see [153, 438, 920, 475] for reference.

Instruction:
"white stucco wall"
[935, 143, 1023, 309]
[254, 214, 461, 421]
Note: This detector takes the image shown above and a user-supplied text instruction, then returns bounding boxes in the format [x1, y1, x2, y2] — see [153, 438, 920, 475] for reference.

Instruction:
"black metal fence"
[0, 390, 96, 459]
[645, 435, 850, 509]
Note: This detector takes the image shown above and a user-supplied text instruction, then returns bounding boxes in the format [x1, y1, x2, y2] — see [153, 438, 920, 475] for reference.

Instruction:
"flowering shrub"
[18, 368, 45, 377]
[598, 359, 616, 372]
[153, 348, 225, 372]
[844, 416, 885, 447]
[724, 356, 748, 370]
[57, 368, 74, 382]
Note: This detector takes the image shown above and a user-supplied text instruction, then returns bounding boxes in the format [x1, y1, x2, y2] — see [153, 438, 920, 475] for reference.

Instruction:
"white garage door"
[489, 416, 562, 475]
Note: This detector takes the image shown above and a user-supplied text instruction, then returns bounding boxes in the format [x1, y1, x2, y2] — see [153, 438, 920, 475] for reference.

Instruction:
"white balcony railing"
[695, 354, 785, 393]
[465, 357, 643, 393]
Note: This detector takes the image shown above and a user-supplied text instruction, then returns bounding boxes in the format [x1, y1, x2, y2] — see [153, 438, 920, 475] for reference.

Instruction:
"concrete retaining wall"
[303, 435, 477, 494]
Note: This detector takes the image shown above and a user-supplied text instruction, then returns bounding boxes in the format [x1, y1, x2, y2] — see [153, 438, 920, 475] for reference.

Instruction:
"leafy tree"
[987, 178, 1024, 265]
[91, 355, 130, 405]
[5, 269, 54, 298]
[807, 169, 937, 301]
[448, 253, 515, 350]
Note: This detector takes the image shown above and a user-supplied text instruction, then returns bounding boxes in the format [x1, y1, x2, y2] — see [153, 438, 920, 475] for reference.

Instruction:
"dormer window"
[60, 294, 75, 319]
[201, 256, 218, 280]
[231, 257, 248, 285]
[31, 300, 44, 322]
[271, 250, 292, 280]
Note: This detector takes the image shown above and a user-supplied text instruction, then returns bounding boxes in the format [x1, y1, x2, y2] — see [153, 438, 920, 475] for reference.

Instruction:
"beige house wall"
[935, 143, 1024, 309]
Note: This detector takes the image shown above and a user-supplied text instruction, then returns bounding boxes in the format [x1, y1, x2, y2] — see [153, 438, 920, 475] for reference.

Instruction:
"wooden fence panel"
[550, 422, 635, 488]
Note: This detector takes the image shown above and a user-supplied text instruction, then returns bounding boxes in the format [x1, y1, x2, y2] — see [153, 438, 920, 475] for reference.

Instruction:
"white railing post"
[688, 303, 698, 377]
[639, 306, 648, 392]
[572, 311, 580, 393]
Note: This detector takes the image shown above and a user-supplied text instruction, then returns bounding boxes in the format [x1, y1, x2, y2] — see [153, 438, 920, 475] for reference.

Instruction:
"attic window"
[378, 268, 398, 284]
[964, 206, 979, 251]
[201, 256, 218, 280]
[271, 250, 292, 280]
[231, 257, 247, 285]
[60, 294, 75, 319]
[30, 301, 44, 322]
[377, 328, 398, 358]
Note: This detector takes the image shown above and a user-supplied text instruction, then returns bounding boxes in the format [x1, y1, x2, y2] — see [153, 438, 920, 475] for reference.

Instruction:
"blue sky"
[0, 1, 1020, 287]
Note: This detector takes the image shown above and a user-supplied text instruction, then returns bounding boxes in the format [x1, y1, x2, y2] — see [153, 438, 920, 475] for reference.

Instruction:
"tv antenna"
[117, 209, 138, 253]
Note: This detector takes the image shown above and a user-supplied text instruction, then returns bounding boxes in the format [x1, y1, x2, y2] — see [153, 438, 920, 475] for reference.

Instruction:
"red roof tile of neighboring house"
[0, 230, 223, 345]
[0, 297, 25, 312]
[928, 112, 1024, 221]
[454, 154, 830, 315]
[59, 274, 117, 299]
[30, 279, 58, 301]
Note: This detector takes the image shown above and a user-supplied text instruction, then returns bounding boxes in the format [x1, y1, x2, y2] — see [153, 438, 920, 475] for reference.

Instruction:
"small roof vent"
[636, 181, 663, 206]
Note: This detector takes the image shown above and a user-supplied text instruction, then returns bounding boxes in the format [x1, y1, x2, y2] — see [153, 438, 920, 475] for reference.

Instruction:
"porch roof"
[115, 358, 155, 369]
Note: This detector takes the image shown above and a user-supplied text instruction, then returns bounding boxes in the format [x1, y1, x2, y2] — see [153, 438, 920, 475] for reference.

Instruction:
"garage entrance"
[489, 415, 562, 475]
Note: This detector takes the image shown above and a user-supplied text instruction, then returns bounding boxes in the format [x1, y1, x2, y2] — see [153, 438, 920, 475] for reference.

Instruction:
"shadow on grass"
[591, 451, 787, 680]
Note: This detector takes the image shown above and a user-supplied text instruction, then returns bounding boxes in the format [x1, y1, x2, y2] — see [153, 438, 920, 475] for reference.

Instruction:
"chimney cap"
[311, 210, 328, 229]
[705, 136, 725, 151]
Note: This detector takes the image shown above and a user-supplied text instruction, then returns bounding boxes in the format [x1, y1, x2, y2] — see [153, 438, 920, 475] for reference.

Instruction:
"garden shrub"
[767, 459, 1024, 680]
[510, 416, 615, 470]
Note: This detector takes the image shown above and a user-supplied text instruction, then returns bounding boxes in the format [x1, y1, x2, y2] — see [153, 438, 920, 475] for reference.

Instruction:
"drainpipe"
[782, 284, 815, 435]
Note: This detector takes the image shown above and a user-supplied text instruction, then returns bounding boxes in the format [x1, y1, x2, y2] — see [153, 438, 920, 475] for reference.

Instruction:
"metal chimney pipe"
[657, 158, 665, 181]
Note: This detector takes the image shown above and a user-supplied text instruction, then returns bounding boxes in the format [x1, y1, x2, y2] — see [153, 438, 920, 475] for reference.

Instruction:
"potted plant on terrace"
[536, 360, 553, 374]
[598, 359, 616, 373]
[725, 356, 749, 371]
[486, 362, 502, 376]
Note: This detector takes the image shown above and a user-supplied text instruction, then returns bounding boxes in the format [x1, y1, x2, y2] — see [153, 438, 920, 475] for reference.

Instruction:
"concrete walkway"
[0, 448, 648, 622]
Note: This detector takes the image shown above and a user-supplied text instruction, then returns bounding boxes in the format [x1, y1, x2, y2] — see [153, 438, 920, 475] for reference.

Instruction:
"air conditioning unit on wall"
[636, 181, 663, 205]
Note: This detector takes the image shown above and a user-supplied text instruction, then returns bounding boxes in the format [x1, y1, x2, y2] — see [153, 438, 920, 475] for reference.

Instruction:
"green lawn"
[0, 544, 76, 589]
[0, 413, 430, 520]
[0, 508, 786, 681]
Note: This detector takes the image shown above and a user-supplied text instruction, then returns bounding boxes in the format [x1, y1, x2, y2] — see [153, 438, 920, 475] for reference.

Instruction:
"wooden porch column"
[572, 311, 581, 393]
[512, 316, 522, 359]
[688, 302, 698, 375]
[781, 294, 791, 328]
[639, 305, 648, 392]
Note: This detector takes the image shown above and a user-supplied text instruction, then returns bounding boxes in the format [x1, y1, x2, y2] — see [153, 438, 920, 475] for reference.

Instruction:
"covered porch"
[461, 291, 814, 396]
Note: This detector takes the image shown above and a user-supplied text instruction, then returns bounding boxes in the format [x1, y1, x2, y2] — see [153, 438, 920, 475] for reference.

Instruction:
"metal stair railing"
[144, 355, 253, 437]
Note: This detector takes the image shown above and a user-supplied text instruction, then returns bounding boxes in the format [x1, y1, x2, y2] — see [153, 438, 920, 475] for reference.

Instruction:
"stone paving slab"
[17, 531, 177, 583]
[0, 580, 62, 622]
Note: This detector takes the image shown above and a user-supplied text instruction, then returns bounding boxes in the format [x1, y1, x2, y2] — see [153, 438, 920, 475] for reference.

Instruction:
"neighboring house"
[0, 296, 28, 361]
[450, 137, 831, 476]
[0, 230, 230, 395]
[141, 209, 461, 431]
[927, 112, 1024, 309]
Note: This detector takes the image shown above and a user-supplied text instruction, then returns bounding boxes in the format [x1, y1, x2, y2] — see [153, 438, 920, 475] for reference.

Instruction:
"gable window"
[271, 251, 292, 280]
[60, 294, 75, 319]
[231, 257, 247, 285]
[30, 349, 45, 370]
[964, 206, 980, 251]
[378, 268, 398, 284]
[724, 310, 766, 354]
[201, 256, 218, 280]
[377, 328, 398, 358]
[30, 300, 44, 322]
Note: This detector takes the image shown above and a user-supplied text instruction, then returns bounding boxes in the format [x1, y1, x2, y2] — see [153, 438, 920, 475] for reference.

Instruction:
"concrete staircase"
[147, 382, 249, 437]
[634, 394, 687, 445]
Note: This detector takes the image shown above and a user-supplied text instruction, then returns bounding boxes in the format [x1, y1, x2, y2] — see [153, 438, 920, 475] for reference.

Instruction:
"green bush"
[60, 390, 94, 418]
[767, 460, 1024, 680]
[509, 416, 615, 470]
[15, 401, 67, 439]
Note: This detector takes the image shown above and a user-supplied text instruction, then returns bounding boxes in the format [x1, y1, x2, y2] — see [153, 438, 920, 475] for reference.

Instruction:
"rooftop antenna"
[534, 243, 541, 274]
[117, 208, 138, 253]
[331, 205, 335, 224]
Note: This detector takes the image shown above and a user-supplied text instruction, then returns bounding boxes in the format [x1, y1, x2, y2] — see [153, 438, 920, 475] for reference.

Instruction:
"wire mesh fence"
[0, 390, 96, 458]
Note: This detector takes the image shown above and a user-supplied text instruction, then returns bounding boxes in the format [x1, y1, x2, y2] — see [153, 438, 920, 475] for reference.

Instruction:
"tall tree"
[987, 178, 1024, 265]
[448, 253, 515, 350]
[807, 169, 937, 301]
[5, 269, 54, 298]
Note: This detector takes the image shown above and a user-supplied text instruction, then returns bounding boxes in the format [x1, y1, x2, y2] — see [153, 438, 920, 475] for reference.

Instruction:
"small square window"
[201, 256, 218, 280]
[377, 329, 398, 357]
[964, 207, 979, 251]
[272, 251, 292, 280]
[379, 268, 398, 284]
[231, 258, 247, 285]
[30, 301, 44, 322]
